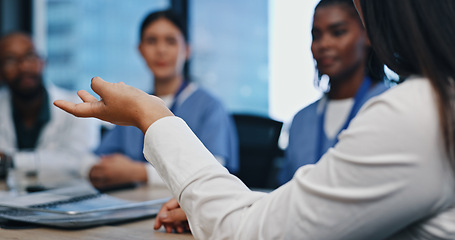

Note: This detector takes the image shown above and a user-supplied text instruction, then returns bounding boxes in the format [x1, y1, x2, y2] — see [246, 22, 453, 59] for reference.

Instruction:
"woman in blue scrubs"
[279, 0, 389, 184]
[91, 9, 238, 189]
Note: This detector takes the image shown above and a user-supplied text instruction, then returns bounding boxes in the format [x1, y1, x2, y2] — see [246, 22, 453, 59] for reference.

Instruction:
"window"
[190, 0, 269, 116]
[34, 0, 170, 93]
[191, 0, 321, 122]
[34, 0, 321, 123]
[269, 0, 321, 122]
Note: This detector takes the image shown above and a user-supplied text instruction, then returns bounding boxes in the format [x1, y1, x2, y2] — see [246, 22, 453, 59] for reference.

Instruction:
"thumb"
[90, 77, 110, 99]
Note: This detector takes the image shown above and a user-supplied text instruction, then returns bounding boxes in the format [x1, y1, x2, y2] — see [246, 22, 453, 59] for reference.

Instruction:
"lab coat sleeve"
[143, 79, 454, 239]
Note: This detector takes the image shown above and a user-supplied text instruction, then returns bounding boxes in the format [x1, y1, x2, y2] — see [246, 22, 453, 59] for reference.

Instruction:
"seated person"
[90, 9, 238, 189]
[279, 0, 389, 184]
[0, 32, 100, 186]
[55, 0, 455, 238]
[154, 0, 391, 231]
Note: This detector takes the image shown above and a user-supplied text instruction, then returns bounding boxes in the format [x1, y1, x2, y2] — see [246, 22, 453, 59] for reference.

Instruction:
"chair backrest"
[232, 114, 283, 189]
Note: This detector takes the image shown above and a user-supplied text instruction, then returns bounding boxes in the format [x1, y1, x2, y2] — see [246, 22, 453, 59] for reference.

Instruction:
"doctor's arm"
[54, 77, 442, 239]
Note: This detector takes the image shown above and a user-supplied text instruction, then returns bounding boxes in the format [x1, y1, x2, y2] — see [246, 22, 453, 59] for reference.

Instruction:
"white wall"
[269, 0, 321, 124]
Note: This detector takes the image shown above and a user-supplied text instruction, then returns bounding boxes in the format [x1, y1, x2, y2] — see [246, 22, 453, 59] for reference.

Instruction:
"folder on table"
[0, 183, 168, 228]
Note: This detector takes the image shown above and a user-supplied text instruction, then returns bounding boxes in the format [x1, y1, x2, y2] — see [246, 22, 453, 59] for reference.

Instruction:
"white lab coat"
[144, 77, 455, 239]
[0, 85, 99, 182]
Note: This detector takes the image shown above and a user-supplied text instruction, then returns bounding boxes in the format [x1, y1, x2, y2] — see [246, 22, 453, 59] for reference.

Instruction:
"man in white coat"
[0, 32, 100, 188]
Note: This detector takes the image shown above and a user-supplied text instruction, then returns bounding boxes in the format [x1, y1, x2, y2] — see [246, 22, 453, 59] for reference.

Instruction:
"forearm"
[144, 117, 265, 239]
[143, 117, 226, 195]
[145, 164, 166, 187]
[142, 110, 449, 239]
[14, 149, 97, 177]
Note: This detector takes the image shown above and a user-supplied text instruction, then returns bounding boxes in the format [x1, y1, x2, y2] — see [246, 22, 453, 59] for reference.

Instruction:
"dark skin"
[12, 94, 43, 128]
[0, 33, 45, 129]
[152, 4, 373, 235]
[58, 4, 373, 235]
[311, 5, 370, 100]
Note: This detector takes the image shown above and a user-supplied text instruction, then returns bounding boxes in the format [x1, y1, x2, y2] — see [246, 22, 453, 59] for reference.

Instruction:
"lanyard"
[316, 77, 372, 161]
[169, 81, 188, 112]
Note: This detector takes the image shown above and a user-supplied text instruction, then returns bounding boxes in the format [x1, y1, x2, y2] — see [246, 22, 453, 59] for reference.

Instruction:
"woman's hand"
[89, 154, 147, 188]
[54, 77, 173, 133]
[154, 198, 190, 233]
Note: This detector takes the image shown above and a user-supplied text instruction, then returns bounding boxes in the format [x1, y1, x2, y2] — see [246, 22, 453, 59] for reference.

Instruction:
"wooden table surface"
[0, 181, 194, 240]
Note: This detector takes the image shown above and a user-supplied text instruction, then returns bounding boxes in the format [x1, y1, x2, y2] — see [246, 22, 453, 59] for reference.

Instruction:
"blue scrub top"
[95, 87, 239, 173]
[278, 82, 389, 184]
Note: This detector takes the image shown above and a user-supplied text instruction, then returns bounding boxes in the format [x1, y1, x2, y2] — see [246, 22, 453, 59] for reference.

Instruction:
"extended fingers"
[53, 100, 78, 114]
[90, 76, 126, 101]
[54, 100, 101, 118]
[64, 101, 104, 118]
[77, 90, 99, 103]
[90, 77, 111, 99]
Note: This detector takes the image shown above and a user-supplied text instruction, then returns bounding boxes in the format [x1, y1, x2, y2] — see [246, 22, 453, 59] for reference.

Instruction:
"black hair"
[315, 0, 358, 15]
[139, 9, 190, 80]
[0, 31, 32, 41]
[314, 0, 385, 89]
[139, 9, 188, 42]
[359, 0, 455, 168]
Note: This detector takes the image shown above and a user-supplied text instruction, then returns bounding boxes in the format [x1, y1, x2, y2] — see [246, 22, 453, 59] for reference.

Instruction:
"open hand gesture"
[54, 77, 173, 133]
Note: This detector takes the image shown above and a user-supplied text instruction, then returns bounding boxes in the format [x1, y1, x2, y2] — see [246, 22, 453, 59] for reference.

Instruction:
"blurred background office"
[0, 0, 321, 123]
[0, 0, 325, 188]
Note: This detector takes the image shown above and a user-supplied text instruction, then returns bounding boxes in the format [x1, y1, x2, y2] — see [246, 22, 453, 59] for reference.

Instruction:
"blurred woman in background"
[91, 9, 238, 189]
[56, 0, 455, 238]
[279, 0, 389, 184]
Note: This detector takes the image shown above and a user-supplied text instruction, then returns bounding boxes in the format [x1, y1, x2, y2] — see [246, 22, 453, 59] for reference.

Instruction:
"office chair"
[232, 114, 283, 189]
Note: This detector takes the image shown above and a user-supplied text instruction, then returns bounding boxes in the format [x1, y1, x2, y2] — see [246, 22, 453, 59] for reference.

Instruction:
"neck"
[12, 91, 44, 128]
[328, 66, 367, 100]
[154, 75, 184, 97]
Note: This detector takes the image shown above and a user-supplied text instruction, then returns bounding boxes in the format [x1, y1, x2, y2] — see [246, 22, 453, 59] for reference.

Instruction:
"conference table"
[0, 180, 195, 240]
